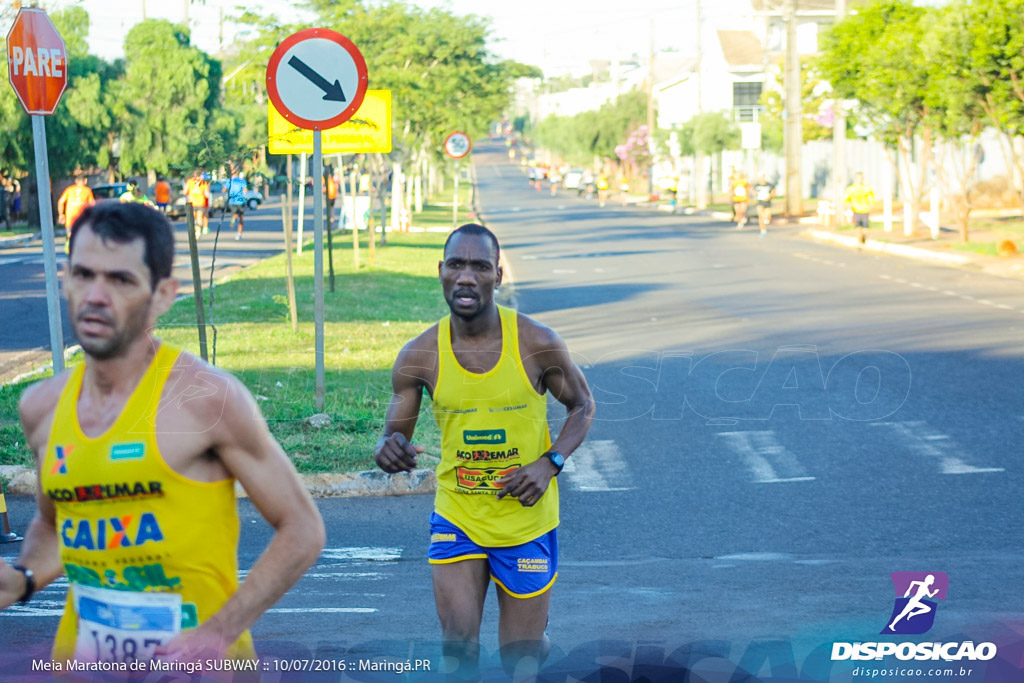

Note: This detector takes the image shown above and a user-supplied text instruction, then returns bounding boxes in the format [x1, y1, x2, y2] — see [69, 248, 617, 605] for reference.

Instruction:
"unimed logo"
[463, 429, 506, 445]
[831, 571, 997, 663]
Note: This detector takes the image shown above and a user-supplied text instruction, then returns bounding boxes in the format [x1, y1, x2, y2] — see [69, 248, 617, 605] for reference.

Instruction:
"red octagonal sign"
[7, 8, 67, 116]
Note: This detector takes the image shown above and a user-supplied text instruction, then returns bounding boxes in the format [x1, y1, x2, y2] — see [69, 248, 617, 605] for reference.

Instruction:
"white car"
[562, 169, 584, 190]
[243, 190, 263, 210]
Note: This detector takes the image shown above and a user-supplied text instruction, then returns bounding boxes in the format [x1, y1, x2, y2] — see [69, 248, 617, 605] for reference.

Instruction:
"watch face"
[548, 452, 565, 468]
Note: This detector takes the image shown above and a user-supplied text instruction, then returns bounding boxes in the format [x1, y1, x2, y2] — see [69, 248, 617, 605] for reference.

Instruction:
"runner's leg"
[433, 560, 490, 678]
[496, 585, 552, 677]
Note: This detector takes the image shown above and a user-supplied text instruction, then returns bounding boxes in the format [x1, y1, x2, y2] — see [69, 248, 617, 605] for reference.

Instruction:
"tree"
[760, 57, 834, 154]
[925, 1, 989, 241]
[114, 20, 220, 177]
[818, 0, 935, 232]
[691, 112, 740, 157]
[963, 0, 1024, 211]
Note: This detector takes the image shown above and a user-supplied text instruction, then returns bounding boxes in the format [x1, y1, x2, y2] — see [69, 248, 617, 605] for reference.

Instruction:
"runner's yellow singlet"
[41, 343, 254, 661]
[433, 305, 557, 547]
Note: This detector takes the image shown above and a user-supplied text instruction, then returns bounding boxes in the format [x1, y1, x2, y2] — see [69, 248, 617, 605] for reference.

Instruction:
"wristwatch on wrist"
[11, 563, 35, 604]
[542, 451, 565, 475]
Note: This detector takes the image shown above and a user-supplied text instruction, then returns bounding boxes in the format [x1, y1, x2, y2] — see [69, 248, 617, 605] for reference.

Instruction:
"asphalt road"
[2, 145, 1022, 682]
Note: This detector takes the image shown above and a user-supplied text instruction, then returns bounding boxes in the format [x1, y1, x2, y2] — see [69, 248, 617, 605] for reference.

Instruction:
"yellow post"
[0, 479, 23, 543]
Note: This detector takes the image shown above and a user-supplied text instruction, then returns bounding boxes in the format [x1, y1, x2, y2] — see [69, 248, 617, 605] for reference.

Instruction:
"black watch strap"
[11, 563, 35, 604]
[542, 451, 565, 475]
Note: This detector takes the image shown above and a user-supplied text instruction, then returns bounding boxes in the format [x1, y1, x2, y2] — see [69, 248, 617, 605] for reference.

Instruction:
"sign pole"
[313, 129, 326, 412]
[453, 160, 459, 228]
[31, 114, 64, 374]
[351, 164, 360, 269]
[297, 152, 307, 255]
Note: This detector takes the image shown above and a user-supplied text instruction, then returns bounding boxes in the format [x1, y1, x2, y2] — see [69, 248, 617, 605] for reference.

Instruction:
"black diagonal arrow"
[288, 55, 347, 102]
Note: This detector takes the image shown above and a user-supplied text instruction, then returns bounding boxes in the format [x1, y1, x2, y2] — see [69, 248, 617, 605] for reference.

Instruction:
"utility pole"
[218, 6, 224, 53]
[831, 0, 847, 227]
[647, 19, 656, 198]
[783, 0, 803, 216]
[695, 0, 708, 209]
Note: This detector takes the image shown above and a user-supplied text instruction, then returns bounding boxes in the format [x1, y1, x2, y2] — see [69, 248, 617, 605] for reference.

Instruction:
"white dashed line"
[563, 440, 634, 492]
[716, 431, 816, 484]
[874, 422, 1004, 475]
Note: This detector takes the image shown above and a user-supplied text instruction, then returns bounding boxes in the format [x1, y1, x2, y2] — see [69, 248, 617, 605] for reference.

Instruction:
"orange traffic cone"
[0, 480, 22, 543]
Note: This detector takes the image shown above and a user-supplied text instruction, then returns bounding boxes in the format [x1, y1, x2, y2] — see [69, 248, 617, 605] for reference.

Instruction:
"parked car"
[562, 169, 584, 190]
[243, 190, 263, 210]
[90, 183, 129, 201]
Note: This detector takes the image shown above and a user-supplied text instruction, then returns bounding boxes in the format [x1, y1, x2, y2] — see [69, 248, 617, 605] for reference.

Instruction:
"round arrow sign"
[444, 131, 472, 159]
[266, 28, 368, 130]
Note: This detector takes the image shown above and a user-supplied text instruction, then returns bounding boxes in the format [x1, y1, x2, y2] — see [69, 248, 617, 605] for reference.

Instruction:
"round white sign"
[445, 132, 471, 159]
[267, 30, 367, 130]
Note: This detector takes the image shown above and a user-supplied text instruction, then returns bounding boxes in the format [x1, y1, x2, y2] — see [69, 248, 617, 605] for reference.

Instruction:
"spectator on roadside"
[0, 178, 9, 232]
[119, 180, 154, 206]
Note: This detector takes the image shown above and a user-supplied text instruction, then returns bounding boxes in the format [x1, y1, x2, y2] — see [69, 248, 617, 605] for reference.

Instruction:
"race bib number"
[73, 584, 182, 663]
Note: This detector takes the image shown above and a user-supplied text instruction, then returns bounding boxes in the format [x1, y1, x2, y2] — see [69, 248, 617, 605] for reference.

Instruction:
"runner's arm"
[0, 380, 68, 609]
[162, 374, 325, 654]
[375, 342, 431, 473]
[533, 328, 595, 462]
[498, 325, 594, 505]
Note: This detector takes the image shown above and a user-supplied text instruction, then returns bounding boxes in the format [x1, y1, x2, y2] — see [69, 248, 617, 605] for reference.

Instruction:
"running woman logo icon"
[881, 571, 949, 635]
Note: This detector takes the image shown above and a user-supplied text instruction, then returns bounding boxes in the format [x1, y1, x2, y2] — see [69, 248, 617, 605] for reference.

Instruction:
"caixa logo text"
[831, 642, 996, 662]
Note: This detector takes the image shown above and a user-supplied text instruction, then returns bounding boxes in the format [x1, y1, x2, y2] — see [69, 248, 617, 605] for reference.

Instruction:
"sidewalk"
[0, 231, 39, 249]
[659, 201, 1024, 281]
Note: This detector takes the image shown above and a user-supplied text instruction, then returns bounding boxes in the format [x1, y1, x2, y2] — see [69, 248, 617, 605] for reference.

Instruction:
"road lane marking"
[716, 431, 816, 484]
[562, 440, 634, 492]
[319, 547, 402, 561]
[269, 607, 378, 614]
[873, 421, 1004, 474]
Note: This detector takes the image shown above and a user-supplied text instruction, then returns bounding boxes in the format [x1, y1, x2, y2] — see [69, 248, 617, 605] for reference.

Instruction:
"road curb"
[0, 232, 39, 249]
[803, 229, 974, 266]
[0, 464, 437, 499]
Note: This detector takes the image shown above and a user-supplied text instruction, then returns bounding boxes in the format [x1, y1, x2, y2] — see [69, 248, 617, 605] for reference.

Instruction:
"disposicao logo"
[463, 429, 506, 445]
[882, 571, 948, 635]
[831, 571, 997, 663]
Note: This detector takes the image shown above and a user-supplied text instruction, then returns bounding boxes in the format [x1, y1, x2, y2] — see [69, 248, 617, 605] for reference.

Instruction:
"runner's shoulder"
[17, 371, 72, 432]
[164, 350, 251, 418]
[394, 324, 440, 381]
[514, 311, 565, 355]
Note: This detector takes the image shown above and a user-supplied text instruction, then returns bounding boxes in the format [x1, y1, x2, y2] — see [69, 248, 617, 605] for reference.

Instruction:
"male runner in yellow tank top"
[375, 223, 595, 678]
[0, 202, 325, 665]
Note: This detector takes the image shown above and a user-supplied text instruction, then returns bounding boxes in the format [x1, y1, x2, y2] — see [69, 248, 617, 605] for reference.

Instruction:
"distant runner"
[227, 172, 248, 240]
[375, 223, 594, 678]
[730, 169, 750, 228]
[844, 172, 877, 246]
[753, 174, 776, 237]
[57, 174, 95, 253]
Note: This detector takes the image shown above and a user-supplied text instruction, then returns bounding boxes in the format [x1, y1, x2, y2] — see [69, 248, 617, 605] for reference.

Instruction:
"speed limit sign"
[444, 131, 471, 159]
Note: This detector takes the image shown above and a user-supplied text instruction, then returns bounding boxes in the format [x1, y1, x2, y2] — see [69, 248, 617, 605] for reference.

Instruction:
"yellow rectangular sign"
[268, 89, 392, 154]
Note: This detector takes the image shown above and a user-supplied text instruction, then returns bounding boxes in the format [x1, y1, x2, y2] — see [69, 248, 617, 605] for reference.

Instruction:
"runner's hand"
[375, 433, 423, 473]
[496, 459, 557, 507]
[154, 622, 230, 663]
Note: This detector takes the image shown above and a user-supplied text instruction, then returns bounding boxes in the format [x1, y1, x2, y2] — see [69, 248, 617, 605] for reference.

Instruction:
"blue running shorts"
[427, 512, 558, 599]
